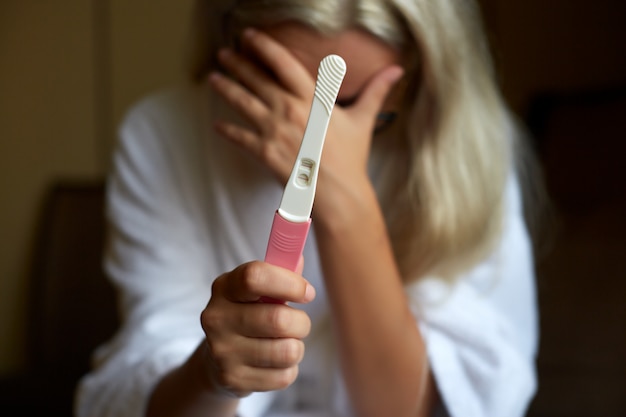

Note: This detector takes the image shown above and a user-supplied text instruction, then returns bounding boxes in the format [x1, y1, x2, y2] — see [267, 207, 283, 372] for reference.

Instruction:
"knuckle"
[259, 143, 278, 165]
[221, 369, 241, 390]
[300, 313, 312, 337]
[210, 273, 226, 295]
[233, 92, 255, 111]
[205, 338, 230, 363]
[240, 261, 266, 293]
[268, 306, 292, 334]
[278, 339, 304, 365]
[274, 366, 299, 390]
[214, 367, 239, 391]
[207, 344, 250, 395]
[283, 100, 306, 125]
[200, 308, 221, 334]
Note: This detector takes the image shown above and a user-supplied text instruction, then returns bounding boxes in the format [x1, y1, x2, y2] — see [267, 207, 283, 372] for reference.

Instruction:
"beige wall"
[107, 0, 195, 158]
[0, 0, 99, 374]
[0, 0, 193, 374]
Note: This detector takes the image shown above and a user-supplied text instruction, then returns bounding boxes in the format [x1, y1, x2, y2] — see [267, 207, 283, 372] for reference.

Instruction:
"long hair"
[187, 0, 519, 283]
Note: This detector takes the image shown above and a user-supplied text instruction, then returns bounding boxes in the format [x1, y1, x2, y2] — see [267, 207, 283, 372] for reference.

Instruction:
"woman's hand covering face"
[208, 26, 404, 197]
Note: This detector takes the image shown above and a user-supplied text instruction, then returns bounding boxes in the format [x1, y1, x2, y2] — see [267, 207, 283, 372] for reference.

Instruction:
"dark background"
[479, 1, 626, 416]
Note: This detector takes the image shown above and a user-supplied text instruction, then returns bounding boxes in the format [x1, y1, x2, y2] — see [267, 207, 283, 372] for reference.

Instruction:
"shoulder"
[125, 83, 203, 119]
[115, 83, 209, 161]
[121, 83, 206, 137]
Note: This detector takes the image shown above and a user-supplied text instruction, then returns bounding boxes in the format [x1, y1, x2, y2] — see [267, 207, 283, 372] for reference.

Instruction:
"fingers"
[203, 334, 302, 395]
[210, 351, 301, 395]
[240, 28, 314, 99]
[210, 335, 305, 370]
[216, 261, 316, 304]
[203, 300, 312, 339]
[208, 36, 311, 183]
[353, 65, 405, 120]
[209, 67, 306, 183]
[214, 47, 283, 108]
[201, 261, 314, 395]
[208, 71, 270, 132]
[213, 118, 261, 154]
[212, 28, 313, 108]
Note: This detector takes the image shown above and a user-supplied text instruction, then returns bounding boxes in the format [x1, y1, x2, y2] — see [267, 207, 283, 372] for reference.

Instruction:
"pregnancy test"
[264, 54, 347, 271]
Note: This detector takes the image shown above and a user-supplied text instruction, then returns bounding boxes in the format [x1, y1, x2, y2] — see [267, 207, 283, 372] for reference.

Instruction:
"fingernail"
[304, 284, 316, 302]
[243, 27, 257, 39]
[390, 67, 405, 83]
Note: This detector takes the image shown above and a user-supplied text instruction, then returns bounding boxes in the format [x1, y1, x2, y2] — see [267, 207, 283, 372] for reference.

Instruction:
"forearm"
[146, 342, 239, 417]
[313, 179, 437, 417]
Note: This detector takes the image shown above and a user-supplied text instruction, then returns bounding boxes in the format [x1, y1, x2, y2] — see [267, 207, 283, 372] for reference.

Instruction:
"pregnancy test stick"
[264, 54, 347, 271]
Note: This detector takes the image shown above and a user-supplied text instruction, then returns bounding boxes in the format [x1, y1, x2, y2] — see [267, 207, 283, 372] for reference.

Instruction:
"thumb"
[353, 65, 405, 120]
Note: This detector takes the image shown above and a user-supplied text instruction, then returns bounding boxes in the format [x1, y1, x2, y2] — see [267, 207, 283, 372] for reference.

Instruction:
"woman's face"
[261, 22, 404, 121]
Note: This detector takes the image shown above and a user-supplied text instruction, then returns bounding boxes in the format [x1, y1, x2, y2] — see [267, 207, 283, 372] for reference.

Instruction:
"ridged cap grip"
[314, 55, 347, 115]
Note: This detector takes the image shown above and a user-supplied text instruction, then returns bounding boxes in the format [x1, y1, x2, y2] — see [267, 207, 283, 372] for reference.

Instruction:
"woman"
[76, 1, 539, 416]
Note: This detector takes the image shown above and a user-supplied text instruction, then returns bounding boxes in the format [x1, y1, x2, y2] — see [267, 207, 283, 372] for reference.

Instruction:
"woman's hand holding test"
[148, 260, 314, 416]
[201, 260, 314, 396]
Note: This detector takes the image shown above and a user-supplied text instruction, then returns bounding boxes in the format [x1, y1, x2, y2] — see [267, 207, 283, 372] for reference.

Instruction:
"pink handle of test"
[264, 211, 311, 272]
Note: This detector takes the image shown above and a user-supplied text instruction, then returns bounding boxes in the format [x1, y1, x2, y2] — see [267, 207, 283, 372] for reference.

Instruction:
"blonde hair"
[188, 0, 517, 283]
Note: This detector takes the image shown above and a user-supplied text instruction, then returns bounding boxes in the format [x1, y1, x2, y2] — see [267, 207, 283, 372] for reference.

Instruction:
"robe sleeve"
[406, 176, 539, 417]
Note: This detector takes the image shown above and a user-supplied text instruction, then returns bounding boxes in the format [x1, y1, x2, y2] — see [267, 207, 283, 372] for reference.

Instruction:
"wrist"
[187, 342, 242, 402]
[146, 342, 240, 417]
[312, 173, 381, 232]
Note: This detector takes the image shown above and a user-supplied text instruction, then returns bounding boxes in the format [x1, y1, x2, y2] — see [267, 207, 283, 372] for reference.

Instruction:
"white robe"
[75, 84, 538, 417]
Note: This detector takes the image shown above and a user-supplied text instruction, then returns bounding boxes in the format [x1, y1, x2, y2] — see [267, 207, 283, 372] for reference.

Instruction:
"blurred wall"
[483, 0, 626, 113]
[0, 0, 100, 374]
[0, 0, 194, 374]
